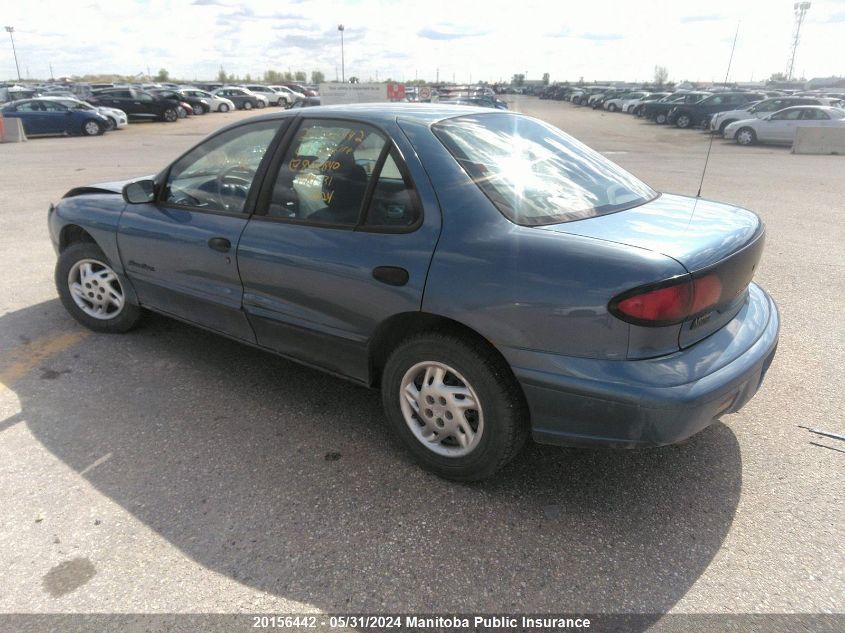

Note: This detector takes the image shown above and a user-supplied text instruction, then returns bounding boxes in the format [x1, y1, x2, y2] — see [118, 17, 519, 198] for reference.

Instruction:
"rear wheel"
[736, 127, 757, 146]
[676, 113, 692, 128]
[243, 101, 253, 110]
[381, 334, 528, 481]
[104, 117, 117, 131]
[162, 108, 178, 122]
[218, 103, 230, 113]
[608, 103, 618, 112]
[56, 242, 142, 333]
[81, 120, 103, 136]
[655, 112, 667, 124]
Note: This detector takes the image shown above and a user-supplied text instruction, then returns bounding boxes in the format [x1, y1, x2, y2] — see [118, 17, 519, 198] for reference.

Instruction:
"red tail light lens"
[610, 274, 723, 326]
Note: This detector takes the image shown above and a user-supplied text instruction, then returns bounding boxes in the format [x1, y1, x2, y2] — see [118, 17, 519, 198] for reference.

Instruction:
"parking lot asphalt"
[0, 96, 842, 620]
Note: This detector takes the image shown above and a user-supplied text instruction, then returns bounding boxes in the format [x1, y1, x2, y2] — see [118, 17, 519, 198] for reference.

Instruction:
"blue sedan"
[2, 98, 109, 136]
[48, 105, 779, 480]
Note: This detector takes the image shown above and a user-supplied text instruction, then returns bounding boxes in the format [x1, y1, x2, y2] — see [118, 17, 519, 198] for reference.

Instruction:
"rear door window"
[265, 119, 386, 226]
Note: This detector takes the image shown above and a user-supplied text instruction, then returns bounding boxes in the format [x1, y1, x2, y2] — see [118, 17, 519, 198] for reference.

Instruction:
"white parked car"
[604, 92, 648, 113]
[711, 96, 843, 135]
[623, 92, 669, 114]
[178, 88, 236, 113]
[243, 85, 286, 106]
[724, 106, 845, 146]
[269, 85, 305, 107]
[41, 96, 128, 130]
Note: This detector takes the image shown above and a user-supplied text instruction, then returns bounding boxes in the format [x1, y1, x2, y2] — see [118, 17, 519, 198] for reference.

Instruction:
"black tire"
[162, 108, 178, 122]
[256, 100, 266, 109]
[718, 120, 735, 135]
[676, 113, 692, 129]
[608, 103, 617, 112]
[243, 100, 253, 110]
[735, 127, 757, 146]
[655, 112, 667, 124]
[104, 117, 117, 131]
[81, 119, 103, 136]
[192, 104, 203, 115]
[381, 333, 529, 481]
[219, 103, 230, 113]
[55, 242, 142, 334]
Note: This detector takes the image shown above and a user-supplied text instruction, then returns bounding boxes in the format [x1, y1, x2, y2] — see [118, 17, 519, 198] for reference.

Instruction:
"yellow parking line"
[0, 330, 89, 393]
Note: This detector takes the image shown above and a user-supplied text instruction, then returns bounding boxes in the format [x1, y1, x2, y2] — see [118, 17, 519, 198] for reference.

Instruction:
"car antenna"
[697, 22, 740, 198]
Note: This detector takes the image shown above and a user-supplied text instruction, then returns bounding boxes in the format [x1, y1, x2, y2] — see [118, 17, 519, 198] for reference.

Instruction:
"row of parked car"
[0, 82, 319, 137]
[545, 84, 845, 146]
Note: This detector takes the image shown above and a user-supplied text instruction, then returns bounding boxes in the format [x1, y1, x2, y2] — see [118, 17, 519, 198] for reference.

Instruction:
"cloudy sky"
[2, 0, 843, 83]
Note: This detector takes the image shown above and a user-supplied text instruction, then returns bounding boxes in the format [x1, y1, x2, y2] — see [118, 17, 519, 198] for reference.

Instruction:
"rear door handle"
[208, 237, 232, 252]
[372, 266, 409, 286]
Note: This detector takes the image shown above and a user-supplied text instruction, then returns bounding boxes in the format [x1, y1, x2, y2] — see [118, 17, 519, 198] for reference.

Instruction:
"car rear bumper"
[503, 283, 779, 448]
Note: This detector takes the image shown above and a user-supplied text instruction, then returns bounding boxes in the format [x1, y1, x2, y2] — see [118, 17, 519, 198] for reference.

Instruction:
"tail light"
[609, 274, 723, 327]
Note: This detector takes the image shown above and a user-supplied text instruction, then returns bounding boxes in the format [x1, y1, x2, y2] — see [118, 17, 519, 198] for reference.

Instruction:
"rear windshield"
[432, 113, 657, 225]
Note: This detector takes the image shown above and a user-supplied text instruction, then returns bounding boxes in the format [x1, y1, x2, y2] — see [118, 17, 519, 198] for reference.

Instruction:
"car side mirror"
[122, 179, 156, 204]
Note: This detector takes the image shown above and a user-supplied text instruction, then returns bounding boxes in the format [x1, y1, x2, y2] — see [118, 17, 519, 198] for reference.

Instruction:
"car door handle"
[372, 266, 409, 286]
[208, 237, 232, 252]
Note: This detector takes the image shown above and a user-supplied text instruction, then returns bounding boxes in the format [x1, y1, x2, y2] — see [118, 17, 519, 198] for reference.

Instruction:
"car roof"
[774, 105, 842, 113]
[221, 103, 498, 128]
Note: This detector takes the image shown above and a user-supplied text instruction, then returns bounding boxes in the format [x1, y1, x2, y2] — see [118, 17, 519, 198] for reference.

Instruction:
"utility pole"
[4, 26, 21, 81]
[787, 2, 811, 81]
[49, 62, 54, 80]
[337, 24, 345, 83]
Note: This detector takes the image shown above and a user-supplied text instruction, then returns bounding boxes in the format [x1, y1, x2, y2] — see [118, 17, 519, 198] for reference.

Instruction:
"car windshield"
[433, 113, 657, 226]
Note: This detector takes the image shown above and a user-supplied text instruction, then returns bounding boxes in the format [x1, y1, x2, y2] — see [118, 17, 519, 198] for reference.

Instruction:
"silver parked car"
[724, 106, 845, 145]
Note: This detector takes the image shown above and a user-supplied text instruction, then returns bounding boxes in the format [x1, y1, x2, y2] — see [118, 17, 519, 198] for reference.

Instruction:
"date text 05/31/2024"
[252, 615, 592, 629]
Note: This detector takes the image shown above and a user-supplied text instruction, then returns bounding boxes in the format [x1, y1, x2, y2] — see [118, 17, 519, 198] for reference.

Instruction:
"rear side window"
[433, 113, 657, 226]
[265, 119, 419, 230]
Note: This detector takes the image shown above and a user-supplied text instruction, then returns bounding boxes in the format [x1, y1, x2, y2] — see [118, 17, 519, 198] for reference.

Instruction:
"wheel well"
[368, 312, 514, 388]
[59, 225, 96, 252]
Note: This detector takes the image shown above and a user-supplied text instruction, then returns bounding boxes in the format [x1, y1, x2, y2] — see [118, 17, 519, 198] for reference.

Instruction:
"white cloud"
[2, 0, 842, 82]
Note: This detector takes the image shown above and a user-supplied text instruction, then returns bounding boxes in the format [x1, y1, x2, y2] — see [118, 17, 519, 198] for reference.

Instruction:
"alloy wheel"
[67, 259, 125, 320]
[399, 361, 484, 457]
[83, 121, 101, 136]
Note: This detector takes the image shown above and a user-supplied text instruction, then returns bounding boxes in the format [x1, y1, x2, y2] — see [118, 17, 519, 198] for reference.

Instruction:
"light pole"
[337, 24, 345, 83]
[787, 2, 811, 81]
[5, 26, 21, 81]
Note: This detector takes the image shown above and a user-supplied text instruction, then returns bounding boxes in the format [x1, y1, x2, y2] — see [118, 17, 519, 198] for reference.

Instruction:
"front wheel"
[218, 103, 230, 113]
[55, 242, 142, 333]
[81, 120, 103, 136]
[104, 117, 117, 131]
[735, 127, 757, 146]
[243, 101, 253, 110]
[256, 100, 266, 109]
[381, 334, 528, 481]
[162, 108, 178, 122]
[608, 103, 617, 112]
[655, 112, 667, 124]
[676, 113, 692, 129]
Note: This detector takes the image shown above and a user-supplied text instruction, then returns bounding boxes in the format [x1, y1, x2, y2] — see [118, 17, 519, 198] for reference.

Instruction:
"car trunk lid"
[539, 193, 765, 349]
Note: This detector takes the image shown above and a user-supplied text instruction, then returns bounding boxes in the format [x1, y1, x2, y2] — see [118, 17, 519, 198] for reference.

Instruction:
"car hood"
[537, 193, 761, 272]
[713, 108, 752, 120]
[63, 176, 153, 198]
